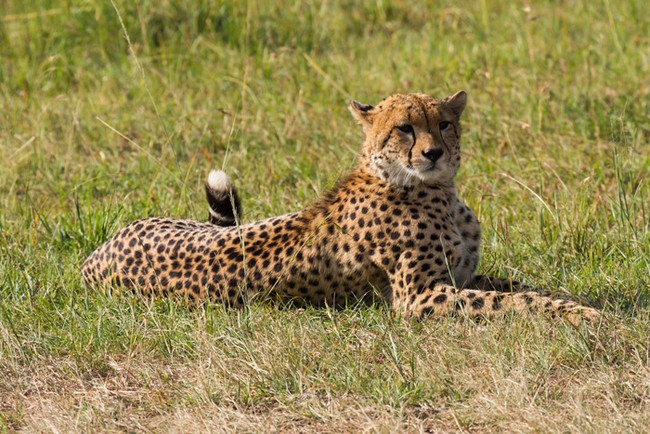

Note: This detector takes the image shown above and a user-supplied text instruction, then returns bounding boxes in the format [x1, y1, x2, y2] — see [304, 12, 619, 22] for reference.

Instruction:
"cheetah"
[82, 91, 600, 325]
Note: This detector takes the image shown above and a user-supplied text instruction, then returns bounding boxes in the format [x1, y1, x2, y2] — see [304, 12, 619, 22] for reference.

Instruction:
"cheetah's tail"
[205, 169, 241, 226]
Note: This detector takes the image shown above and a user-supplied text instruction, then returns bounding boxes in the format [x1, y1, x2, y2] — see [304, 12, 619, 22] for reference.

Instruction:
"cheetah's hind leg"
[470, 275, 541, 293]
[205, 169, 242, 226]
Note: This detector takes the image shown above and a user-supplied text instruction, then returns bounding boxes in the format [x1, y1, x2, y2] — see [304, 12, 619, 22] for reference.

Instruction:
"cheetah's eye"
[439, 121, 451, 131]
[396, 124, 414, 134]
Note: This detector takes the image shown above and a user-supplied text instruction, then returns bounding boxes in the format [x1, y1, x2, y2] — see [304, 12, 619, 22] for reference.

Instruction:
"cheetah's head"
[349, 91, 466, 187]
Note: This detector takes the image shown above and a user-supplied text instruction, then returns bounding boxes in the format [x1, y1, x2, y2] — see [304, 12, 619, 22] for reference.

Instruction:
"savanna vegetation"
[1, 1, 648, 431]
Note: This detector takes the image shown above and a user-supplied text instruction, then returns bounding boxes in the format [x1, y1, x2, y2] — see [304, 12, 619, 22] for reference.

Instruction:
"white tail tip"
[207, 169, 231, 191]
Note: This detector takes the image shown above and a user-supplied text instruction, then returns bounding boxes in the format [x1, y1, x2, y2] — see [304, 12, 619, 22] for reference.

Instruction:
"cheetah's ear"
[444, 91, 467, 118]
[349, 100, 374, 130]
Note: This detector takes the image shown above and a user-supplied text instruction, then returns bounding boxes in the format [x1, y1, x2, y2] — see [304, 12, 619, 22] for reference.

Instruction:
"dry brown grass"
[2, 312, 649, 432]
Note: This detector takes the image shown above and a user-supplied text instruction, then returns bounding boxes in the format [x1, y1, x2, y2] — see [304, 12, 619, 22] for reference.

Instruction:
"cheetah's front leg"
[405, 285, 599, 326]
[389, 261, 600, 326]
[469, 274, 540, 293]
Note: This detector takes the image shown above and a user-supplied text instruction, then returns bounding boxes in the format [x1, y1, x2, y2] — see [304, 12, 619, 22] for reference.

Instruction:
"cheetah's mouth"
[408, 162, 435, 170]
[415, 161, 439, 173]
[406, 161, 438, 177]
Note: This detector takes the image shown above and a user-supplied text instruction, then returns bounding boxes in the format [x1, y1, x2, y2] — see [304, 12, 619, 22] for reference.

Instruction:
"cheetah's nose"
[422, 148, 444, 164]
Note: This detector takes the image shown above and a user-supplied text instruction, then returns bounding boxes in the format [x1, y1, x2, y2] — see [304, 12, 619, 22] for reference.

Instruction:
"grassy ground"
[1, 0, 649, 432]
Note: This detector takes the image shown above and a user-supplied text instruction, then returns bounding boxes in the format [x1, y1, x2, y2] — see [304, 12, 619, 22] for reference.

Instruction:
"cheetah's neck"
[303, 166, 457, 225]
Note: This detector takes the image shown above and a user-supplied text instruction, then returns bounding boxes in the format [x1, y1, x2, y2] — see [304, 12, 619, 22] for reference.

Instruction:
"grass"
[1, 0, 649, 431]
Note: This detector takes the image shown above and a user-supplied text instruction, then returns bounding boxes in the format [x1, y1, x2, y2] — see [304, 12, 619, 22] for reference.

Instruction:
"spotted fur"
[81, 92, 599, 326]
